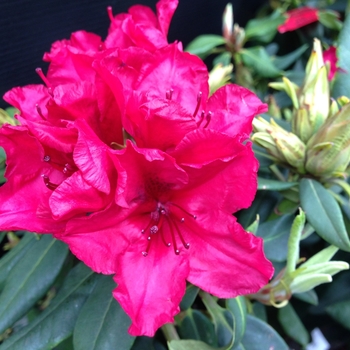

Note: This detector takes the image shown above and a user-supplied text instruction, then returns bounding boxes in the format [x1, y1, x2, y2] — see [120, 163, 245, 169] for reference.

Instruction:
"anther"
[107, 6, 114, 22]
[41, 175, 58, 190]
[193, 91, 202, 117]
[203, 111, 212, 128]
[169, 203, 197, 220]
[36, 104, 46, 120]
[63, 163, 75, 175]
[150, 225, 158, 234]
[197, 111, 205, 127]
[166, 89, 174, 100]
[35, 68, 51, 88]
[142, 236, 152, 257]
[43, 155, 51, 162]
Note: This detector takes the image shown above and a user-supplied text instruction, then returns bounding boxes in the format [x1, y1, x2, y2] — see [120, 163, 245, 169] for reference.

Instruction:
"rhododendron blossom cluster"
[0, 0, 273, 336]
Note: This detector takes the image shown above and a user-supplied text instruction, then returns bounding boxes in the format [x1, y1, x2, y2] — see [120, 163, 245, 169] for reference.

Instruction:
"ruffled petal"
[156, 0, 179, 36]
[113, 233, 189, 336]
[206, 84, 268, 138]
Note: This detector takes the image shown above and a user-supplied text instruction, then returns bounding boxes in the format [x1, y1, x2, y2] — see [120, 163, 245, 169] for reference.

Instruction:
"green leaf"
[240, 47, 282, 78]
[200, 292, 234, 348]
[0, 235, 68, 334]
[294, 290, 318, 305]
[278, 303, 310, 346]
[180, 284, 199, 311]
[0, 233, 36, 291]
[245, 11, 285, 43]
[252, 302, 267, 322]
[257, 215, 295, 262]
[332, 10, 350, 98]
[299, 179, 350, 251]
[130, 337, 154, 350]
[73, 275, 134, 350]
[258, 178, 297, 191]
[185, 35, 226, 58]
[318, 10, 343, 31]
[273, 44, 308, 70]
[168, 339, 229, 350]
[286, 209, 305, 274]
[226, 297, 246, 347]
[178, 309, 217, 346]
[241, 315, 288, 350]
[326, 299, 350, 330]
[0, 263, 97, 350]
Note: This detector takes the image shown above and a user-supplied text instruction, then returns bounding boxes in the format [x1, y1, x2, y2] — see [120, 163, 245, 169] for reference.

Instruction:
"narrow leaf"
[0, 233, 36, 291]
[226, 296, 247, 347]
[326, 299, 350, 330]
[241, 315, 288, 350]
[73, 275, 134, 350]
[258, 178, 297, 191]
[185, 35, 226, 58]
[0, 235, 68, 334]
[180, 284, 199, 311]
[299, 179, 350, 251]
[273, 44, 308, 70]
[0, 263, 97, 350]
[278, 303, 310, 346]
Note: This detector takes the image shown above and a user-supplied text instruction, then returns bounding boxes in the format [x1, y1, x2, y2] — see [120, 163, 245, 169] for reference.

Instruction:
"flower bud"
[293, 39, 330, 143]
[0, 108, 17, 126]
[306, 103, 350, 177]
[222, 3, 233, 42]
[208, 63, 233, 95]
[252, 117, 306, 173]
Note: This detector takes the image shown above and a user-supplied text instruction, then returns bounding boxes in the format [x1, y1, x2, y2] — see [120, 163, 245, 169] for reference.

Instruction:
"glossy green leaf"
[278, 303, 310, 346]
[273, 44, 308, 70]
[286, 209, 305, 274]
[226, 296, 246, 347]
[168, 339, 229, 350]
[245, 11, 285, 43]
[0, 235, 68, 334]
[240, 47, 282, 78]
[257, 214, 295, 262]
[185, 35, 226, 58]
[299, 179, 350, 251]
[294, 290, 318, 305]
[252, 302, 267, 322]
[258, 178, 297, 191]
[0, 263, 97, 350]
[318, 10, 343, 31]
[0, 233, 36, 291]
[200, 292, 233, 348]
[241, 315, 288, 350]
[130, 337, 154, 350]
[326, 299, 350, 330]
[332, 10, 350, 98]
[73, 275, 134, 350]
[178, 309, 216, 346]
[180, 284, 199, 311]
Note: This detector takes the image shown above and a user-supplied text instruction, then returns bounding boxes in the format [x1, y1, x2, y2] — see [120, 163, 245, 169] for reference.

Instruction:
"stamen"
[63, 163, 75, 176]
[41, 175, 58, 190]
[172, 217, 190, 249]
[35, 68, 51, 88]
[203, 111, 212, 128]
[43, 156, 76, 176]
[167, 218, 180, 255]
[36, 104, 46, 120]
[107, 6, 114, 22]
[193, 91, 202, 117]
[166, 89, 174, 100]
[197, 111, 205, 127]
[169, 202, 197, 220]
[142, 236, 152, 257]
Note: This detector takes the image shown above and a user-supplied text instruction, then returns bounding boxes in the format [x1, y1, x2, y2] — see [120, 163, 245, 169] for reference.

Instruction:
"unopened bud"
[306, 103, 350, 177]
[252, 117, 306, 173]
[208, 63, 233, 95]
[222, 3, 233, 42]
[293, 39, 330, 142]
[0, 108, 17, 126]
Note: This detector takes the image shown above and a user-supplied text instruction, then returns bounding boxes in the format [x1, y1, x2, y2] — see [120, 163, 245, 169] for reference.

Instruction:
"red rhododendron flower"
[278, 7, 319, 33]
[56, 133, 274, 336]
[323, 46, 340, 80]
[105, 0, 178, 50]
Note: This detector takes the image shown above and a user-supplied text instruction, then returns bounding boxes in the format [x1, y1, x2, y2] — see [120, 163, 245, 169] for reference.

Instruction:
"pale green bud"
[306, 103, 350, 177]
[222, 3, 233, 42]
[208, 63, 233, 95]
[252, 117, 306, 173]
[293, 39, 330, 142]
[0, 108, 17, 126]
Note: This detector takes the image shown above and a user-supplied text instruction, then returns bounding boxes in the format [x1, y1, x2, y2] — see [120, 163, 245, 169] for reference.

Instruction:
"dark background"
[0, 0, 266, 108]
